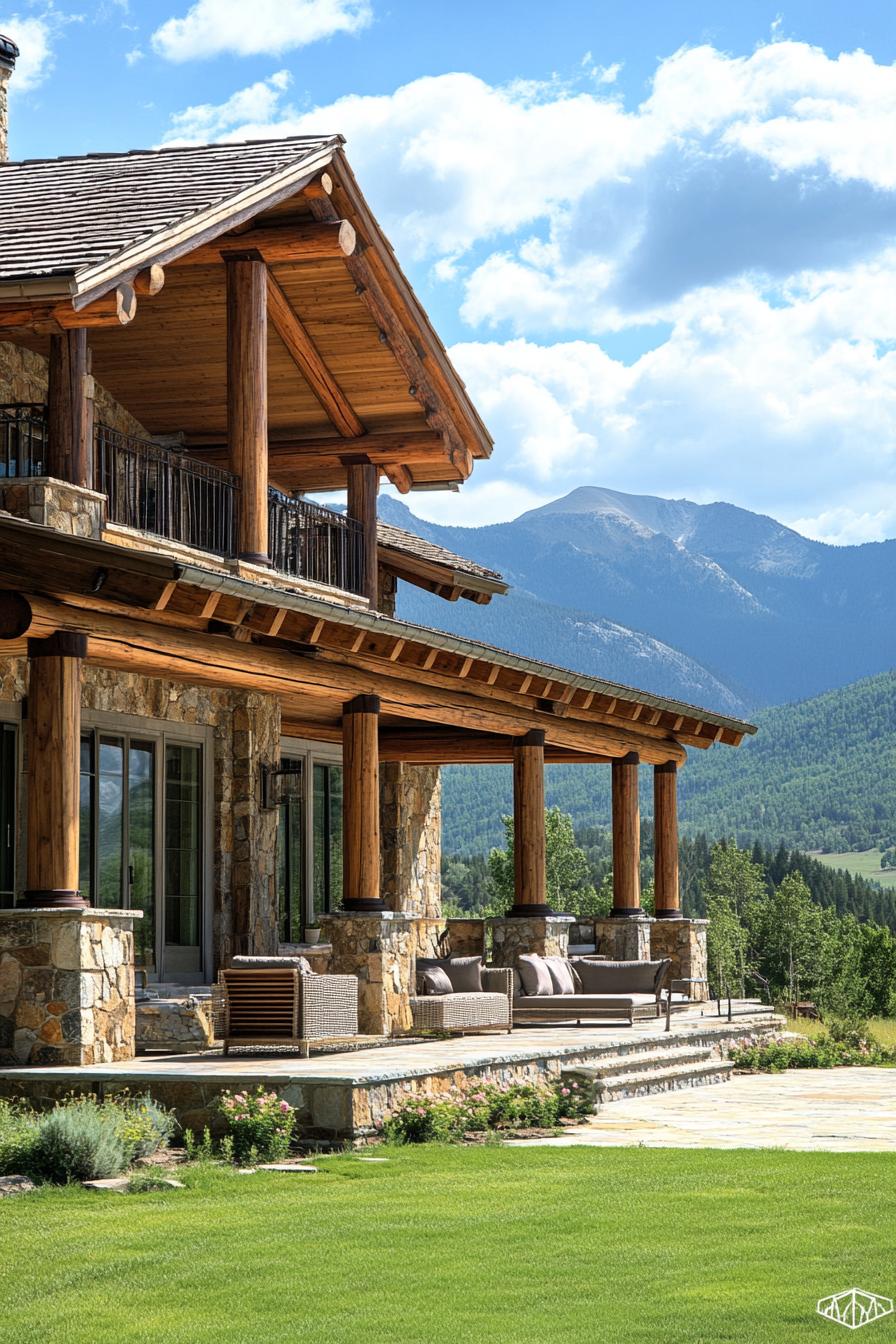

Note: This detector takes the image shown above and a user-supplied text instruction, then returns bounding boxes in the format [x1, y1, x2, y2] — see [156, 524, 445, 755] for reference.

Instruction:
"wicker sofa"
[410, 956, 513, 1036]
[511, 955, 673, 1027]
[215, 956, 359, 1057]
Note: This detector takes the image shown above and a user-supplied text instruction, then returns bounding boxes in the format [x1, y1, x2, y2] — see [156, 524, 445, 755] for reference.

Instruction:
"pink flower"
[279, 1100, 291, 1113]
[416, 1107, 427, 1117]
[560, 1087, 570, 1097]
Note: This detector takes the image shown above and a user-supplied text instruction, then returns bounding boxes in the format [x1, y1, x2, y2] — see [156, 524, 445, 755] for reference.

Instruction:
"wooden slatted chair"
[216, 959, 358, 1058]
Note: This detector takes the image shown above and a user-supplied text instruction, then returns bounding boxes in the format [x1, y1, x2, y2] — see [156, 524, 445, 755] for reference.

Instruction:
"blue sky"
[3, 0, 896, 542]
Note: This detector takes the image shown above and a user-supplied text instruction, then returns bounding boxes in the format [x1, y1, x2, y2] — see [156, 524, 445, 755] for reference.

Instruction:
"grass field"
[786, 1015, 896, 1048]
[2, 1146, 896, 1343]
[814, 848, 896, 891]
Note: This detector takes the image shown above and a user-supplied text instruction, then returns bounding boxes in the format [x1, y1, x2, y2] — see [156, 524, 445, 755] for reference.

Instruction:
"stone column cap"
[0, 907, 143, 922]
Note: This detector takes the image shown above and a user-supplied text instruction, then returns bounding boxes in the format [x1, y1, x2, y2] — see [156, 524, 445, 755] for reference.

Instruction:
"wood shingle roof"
[0, 136, 340, 293]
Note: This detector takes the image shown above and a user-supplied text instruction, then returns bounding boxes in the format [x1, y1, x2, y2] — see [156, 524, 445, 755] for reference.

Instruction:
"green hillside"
[441, 670, 896, 856]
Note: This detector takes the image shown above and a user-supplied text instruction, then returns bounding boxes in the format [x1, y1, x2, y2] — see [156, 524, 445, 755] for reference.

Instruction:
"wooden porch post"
[342, 694, 384, 910]
[346, 462, 379, 606]
[509, 729, 550, 915]
[226, 256, 270, 565]
[611, 751, 641, 917]
[47, 329, 90, 487]
[24, 632, 87, 909]
[653, 761, 682, 918]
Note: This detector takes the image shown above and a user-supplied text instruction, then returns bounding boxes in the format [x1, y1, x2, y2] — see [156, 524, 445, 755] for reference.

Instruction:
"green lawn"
[3, 1147, 896, 1343]
[814, 847, 896, 891]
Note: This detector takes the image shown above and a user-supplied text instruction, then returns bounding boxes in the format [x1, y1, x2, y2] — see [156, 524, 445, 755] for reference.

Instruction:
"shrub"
[731, 1025, 896, 1073]
[215, 1087, 296, 1163]
[381, 1076, 596, 1144]
[26, 1099, 129, 1184]
[0, 1099, 38, 1176]
[110, 1093, 177, 1161]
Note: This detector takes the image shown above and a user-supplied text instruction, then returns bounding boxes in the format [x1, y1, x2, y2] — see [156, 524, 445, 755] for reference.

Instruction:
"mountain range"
[383, 487, 896, 712]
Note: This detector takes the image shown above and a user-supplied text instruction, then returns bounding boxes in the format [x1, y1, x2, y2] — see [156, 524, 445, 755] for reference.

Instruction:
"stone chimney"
[0, 34, 19, 162]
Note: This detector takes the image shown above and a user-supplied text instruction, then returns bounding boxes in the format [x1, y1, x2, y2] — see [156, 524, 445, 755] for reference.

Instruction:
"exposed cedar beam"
[423, 649, 439, 670]
[199, 591, 222, 621]
[487, 665, 501, 686]
[153, 580, 178, 612]
[378, 729, 613, 765]
[170, 222, 356, 268]
[519, 675, 533, 695]
[388, 638, 406, 662]
[265, 608, 287, 637]
[582, 692, 595, 710]
[266, 273, 364, 438]
[0, 283, 137, 331]
[307, 619, 326, 645]
[350, 632, 366, 654]
[383, 463, 413, 494]
[301, 172, 334, 201]
[458, 657, 473, 679]
[133, 265, 165, 297]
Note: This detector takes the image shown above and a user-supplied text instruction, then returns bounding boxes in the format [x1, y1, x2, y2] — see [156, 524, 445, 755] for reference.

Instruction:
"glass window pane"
[313, 763, 343, 920]
[97, 737, 124, 908]
[164, 744, 201, 951]
[128, 741, 155, 974]
[276, 758, 305, 942]
[0, 723, 15, 908]
[78, 733, 94, 904]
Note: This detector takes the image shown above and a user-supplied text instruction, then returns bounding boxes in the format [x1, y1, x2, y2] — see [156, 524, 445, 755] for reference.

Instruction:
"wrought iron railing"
[269, 489, 365, 595]
[96, 425, 240, 557]
[0, 403, 48, 478]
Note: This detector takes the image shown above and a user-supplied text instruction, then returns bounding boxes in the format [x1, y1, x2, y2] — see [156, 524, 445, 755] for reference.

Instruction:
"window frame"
[278, 735, 343, 945]
[0, 700, 21, 909]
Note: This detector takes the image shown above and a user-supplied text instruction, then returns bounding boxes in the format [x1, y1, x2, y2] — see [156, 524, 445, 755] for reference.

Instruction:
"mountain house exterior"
[0, 37, 755, 1071]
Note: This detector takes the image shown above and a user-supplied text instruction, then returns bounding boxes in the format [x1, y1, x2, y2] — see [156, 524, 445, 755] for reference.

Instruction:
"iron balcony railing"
[0, 403, 48, 478]
[96, 425, 240, 558]
[269, 489, 365, 596]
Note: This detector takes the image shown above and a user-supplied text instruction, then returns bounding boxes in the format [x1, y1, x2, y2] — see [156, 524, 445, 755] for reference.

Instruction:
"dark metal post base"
[608, 906, 647, 919]
[340, 898, 388, 913]
[505, 903, 556, 918]
[22, 889, 88, 910]
[654, 908, 684, 920]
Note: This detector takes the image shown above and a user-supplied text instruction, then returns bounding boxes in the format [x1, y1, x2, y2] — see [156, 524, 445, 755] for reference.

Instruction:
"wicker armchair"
[410, 965, 513, 1036]
[215, 958, 358, 1057]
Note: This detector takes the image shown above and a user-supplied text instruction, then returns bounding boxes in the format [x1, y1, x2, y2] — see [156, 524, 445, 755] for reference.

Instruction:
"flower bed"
[731, 1022, 896, 1072]
[0, 1092, 176, 1185]
[381, 1077, 596, 1144]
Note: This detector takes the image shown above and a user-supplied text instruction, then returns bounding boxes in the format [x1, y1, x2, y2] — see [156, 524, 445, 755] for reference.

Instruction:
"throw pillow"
[517, 954, 553, 997]
[421, 966, 453, 996]
[543, 955, 576, 995]
[444, 956, 483, 993]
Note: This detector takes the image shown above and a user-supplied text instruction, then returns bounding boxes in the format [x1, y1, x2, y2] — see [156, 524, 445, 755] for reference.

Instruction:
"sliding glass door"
[0, 721, 15, 909]
[79, 727, 207, 982]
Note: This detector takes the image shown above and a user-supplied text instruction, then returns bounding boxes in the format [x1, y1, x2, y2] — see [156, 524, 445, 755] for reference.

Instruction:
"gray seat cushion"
[230, 955, 313, 974]
[512, 993, 658, 1011]
[571, 958, 666, 995]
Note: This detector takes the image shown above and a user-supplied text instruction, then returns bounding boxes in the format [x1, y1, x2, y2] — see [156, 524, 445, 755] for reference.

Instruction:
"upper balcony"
[0, 403, 366, 599]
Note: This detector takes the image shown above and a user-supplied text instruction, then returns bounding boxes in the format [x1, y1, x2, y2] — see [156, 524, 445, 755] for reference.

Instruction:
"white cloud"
[0, 14, 54, 93]
[152, 0, 371, 62]
[163, 70, 293, 144]
[124, 46, 142, 65]
[788, 502, 896, 546]
[396, 480, 555, 529]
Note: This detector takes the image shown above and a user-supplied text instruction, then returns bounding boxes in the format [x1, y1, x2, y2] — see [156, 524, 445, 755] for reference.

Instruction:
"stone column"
[320, 911, 412, 1036]
[342, 694, 384, 911]
[229, 691, 280, 959]
[611, 751, 641, 917]
[654, 761, 682, 919]
[651, 918, 709, 1000]
[380, 762, 441, 918]
[24, 632, 86, 909]
[0, 34, 18, 164]
[594, 915, 653, 962]
[0, 909, 139, 1065]
[489, 913, 575, 968]
[510, 729, 549, 915]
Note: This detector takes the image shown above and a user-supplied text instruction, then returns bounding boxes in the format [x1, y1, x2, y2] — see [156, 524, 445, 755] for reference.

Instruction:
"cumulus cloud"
[163, 70, 293, 144]
[152, 0, 371, 62]
[0, 13, 55, 92]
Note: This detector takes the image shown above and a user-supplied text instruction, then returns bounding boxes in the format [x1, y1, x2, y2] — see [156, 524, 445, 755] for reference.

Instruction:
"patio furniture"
[410, 957, 513, 1036]
[511, 955, 672, 1027]
[662, 976, 707, 1030]
[215, 956, 358, 1057]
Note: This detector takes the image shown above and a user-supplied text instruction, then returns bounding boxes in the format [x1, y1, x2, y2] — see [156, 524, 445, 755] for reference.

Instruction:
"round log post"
[24, 632, 87, 908]
[611, 751, 641, 917]
[226, 256, 270, 565]
[654, 761, 682, 918]
[508, 729, 551, 915]
[47, 328, 90, 487]
[342, 694, 384, 910]
[347, 462, 379, 606]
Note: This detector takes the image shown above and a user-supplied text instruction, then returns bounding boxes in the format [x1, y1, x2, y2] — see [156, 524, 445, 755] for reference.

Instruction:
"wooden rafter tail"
[169, 221, 357, 269]
[383, 463, 413, 494]
[0, 282, 138, 331]
[133, 264, 165, 297]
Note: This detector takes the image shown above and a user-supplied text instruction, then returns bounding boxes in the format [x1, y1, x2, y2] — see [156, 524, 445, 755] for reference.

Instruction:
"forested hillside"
[440, 670, 896, 856]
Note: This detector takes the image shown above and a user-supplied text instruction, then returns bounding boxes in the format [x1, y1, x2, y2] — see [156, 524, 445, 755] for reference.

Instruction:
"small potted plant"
[304, 921, 321, 946]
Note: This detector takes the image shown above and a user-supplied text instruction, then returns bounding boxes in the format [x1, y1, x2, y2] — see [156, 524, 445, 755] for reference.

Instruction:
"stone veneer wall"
[1, 658, 281, 972]
[650, 919, 709, 1001]
[0, 340, 149, 439]
[0, 910, 137, 1065]
[380, 763, 442, 917]
[0, 64, 10, 164]
[594, 916, 653, 962]
[320, 913, 413, 1036]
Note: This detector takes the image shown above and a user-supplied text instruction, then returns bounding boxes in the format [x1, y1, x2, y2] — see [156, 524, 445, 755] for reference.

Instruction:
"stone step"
[565, 1044, 715, 1078]
[593, 1058, 735, 1102]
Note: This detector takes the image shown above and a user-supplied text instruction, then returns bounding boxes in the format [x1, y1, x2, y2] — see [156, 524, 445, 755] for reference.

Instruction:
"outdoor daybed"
[215, 956, 359, 1057]
[410, 956, 513, 1036]
[511, 955, 673, 1027]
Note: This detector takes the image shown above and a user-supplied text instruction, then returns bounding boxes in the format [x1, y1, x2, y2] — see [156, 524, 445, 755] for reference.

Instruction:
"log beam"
[611, 752, 641, 917]
[509, 729, 550, 915]
[226, 256, 270, 564]
[653, 761, 682, 918]
[378, 729, 611, 764]
[47, 329, 90, 487]
[0, 284, 137, 332]
[342, 694, 383, 911]
[23, 632, 87, 908]
[347, 461, 379, 607]
[133, 264, 165, 297]
[171, 222, 357, 268]
[266, 273, 363, 438]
